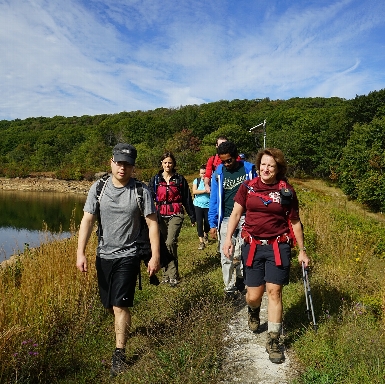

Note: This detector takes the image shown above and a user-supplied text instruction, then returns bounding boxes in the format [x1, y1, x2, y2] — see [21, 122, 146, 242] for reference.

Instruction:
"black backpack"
[95, 175, 172, 288]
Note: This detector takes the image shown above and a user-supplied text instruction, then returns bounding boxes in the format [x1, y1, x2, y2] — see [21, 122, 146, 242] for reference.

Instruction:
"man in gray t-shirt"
[76, 143, 160, 378]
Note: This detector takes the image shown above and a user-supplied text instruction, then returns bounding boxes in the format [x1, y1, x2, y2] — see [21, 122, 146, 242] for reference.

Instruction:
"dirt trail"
[220, 293, 301, 384]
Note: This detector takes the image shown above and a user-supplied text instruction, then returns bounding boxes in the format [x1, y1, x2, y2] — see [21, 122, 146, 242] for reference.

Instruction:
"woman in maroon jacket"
[148, 152, 196, 287]
[223, 148, 309, 364]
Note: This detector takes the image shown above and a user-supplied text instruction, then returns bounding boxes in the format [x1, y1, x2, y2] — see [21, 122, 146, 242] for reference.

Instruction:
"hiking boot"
[169, 278, 179, 287]
[266, 332, 284, 364]
[247, 306, 260, 333]
[198, 242, 205, 250]
[110, 348, 126, 377]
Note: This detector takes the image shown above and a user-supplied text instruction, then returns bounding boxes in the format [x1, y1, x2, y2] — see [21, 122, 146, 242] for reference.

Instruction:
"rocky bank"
[0, 177, 93, 195]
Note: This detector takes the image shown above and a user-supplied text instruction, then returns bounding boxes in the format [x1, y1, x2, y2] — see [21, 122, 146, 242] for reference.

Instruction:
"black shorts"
[96, 256, 140, 308]
[241, 242, 291, 287]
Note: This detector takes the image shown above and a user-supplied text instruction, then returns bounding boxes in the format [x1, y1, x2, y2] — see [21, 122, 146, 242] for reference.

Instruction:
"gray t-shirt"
[84, 177, 156, 259]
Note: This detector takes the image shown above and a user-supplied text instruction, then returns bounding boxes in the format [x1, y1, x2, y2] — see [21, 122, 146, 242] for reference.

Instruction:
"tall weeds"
[287, 179, 385, 384]
[0, 222, 231, 383]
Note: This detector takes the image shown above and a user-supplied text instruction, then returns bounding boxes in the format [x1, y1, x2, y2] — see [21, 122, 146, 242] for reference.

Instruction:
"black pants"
[194, 206, 210, 237]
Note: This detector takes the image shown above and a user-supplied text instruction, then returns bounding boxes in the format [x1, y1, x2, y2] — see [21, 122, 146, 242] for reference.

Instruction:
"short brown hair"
[255, 148, 287, 180]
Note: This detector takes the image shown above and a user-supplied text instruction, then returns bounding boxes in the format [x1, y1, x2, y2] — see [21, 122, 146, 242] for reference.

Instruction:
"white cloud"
[0, 0, 385, 119]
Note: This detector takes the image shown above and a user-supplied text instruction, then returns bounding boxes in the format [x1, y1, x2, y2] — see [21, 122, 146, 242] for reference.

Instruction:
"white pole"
[249, 120, 267, 149]
[263, 119, 266, 148]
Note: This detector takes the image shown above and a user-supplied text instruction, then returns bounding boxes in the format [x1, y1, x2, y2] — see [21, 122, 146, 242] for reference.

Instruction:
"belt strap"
[243, 230, 285, 267]
[272, 238, 282, 266]
[246, 239, 257, 267]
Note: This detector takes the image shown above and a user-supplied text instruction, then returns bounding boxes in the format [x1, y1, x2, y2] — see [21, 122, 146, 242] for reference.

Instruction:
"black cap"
[112, 143, 137, 165]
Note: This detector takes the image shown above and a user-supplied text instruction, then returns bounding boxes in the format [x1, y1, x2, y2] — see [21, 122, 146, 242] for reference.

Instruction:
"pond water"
[0, 190, 86, 262]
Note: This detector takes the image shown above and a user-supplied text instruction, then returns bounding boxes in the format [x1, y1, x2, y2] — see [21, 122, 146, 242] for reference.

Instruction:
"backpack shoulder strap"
[95, 173, 110, 241]
[96, 173, 110, 202]
[174, 173, 183, 188]
[134, 179, 145, 215]
[153, 173, 161, 197]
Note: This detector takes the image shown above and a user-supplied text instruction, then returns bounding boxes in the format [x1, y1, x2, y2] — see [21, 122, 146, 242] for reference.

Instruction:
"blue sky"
[1, 0, 384, 120]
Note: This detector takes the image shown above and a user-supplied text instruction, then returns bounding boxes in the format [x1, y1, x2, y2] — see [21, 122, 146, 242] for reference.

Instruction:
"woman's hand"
[298, 249, 309, 268]
[222, 238, 234, 259]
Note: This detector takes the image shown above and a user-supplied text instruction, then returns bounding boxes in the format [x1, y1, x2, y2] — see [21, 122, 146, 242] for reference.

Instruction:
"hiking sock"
[267, 321, 282, 334]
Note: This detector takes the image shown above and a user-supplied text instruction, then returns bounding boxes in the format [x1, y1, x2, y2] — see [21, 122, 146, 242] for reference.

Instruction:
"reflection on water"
[0, 190, 86, 262]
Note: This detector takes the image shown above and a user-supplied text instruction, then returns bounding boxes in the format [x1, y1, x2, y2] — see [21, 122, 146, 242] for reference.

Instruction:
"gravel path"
[220, 293, 301, 384]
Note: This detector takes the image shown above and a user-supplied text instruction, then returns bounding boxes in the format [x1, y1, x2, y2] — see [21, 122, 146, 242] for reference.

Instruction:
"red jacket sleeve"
[204, 155, 215, 179]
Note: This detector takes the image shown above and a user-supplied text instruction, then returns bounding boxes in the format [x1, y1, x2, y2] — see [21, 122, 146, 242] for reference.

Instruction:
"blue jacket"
[208, 161, 257, 229]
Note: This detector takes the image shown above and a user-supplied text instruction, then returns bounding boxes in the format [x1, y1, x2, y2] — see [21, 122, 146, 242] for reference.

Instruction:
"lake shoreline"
[0, 177, 92, 268]
[0, 176, 93, 195]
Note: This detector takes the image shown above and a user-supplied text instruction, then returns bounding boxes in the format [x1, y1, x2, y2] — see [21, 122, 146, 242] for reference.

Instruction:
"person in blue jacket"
[208, 141, 257, 297]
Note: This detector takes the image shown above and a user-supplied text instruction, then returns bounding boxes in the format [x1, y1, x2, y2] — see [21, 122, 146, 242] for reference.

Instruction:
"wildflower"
[355, 257, 360, 262]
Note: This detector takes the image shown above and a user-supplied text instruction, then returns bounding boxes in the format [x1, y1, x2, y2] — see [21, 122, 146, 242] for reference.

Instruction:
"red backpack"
[153, 173, 184, 216]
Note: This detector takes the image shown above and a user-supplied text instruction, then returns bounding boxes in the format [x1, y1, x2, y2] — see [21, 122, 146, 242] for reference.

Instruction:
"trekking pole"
[302, 262, 318, 331]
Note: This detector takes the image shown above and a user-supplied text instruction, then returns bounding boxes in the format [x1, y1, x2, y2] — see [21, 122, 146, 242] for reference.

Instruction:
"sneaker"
[110, 348, 126, 377]
[266, 332, 284, 364]
[169, 278, 179, 287]
[161, 277, 170, 284]
[247, 306, 260, 333]
[235, 277, 245, 293]
[198, 242, 205, 250]
[203, 235, 209, 245]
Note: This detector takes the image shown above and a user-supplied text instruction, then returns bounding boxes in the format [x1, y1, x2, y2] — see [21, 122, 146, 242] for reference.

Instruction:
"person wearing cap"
[76, 143, 161, 377]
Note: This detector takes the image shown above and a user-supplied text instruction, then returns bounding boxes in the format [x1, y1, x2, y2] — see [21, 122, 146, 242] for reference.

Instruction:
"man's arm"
[223, 202, 244, 258]
[208, 172, 219, 239]
[145, 213, 161, 276]
[76, 212, 97, 272]
[204, 155, 215, 193]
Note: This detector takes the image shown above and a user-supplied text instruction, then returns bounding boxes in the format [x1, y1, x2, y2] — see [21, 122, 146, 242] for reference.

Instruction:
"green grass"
[288, 179, 385, 384]
[1, 178, 385, 383]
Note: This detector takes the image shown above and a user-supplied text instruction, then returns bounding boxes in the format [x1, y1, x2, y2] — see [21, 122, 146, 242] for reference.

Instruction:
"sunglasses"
[111, 159, 131, 167]
[221, 158, 234, 165]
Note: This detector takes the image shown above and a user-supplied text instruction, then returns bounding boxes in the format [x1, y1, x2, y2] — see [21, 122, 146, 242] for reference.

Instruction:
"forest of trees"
[1, 89, 385, 211]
